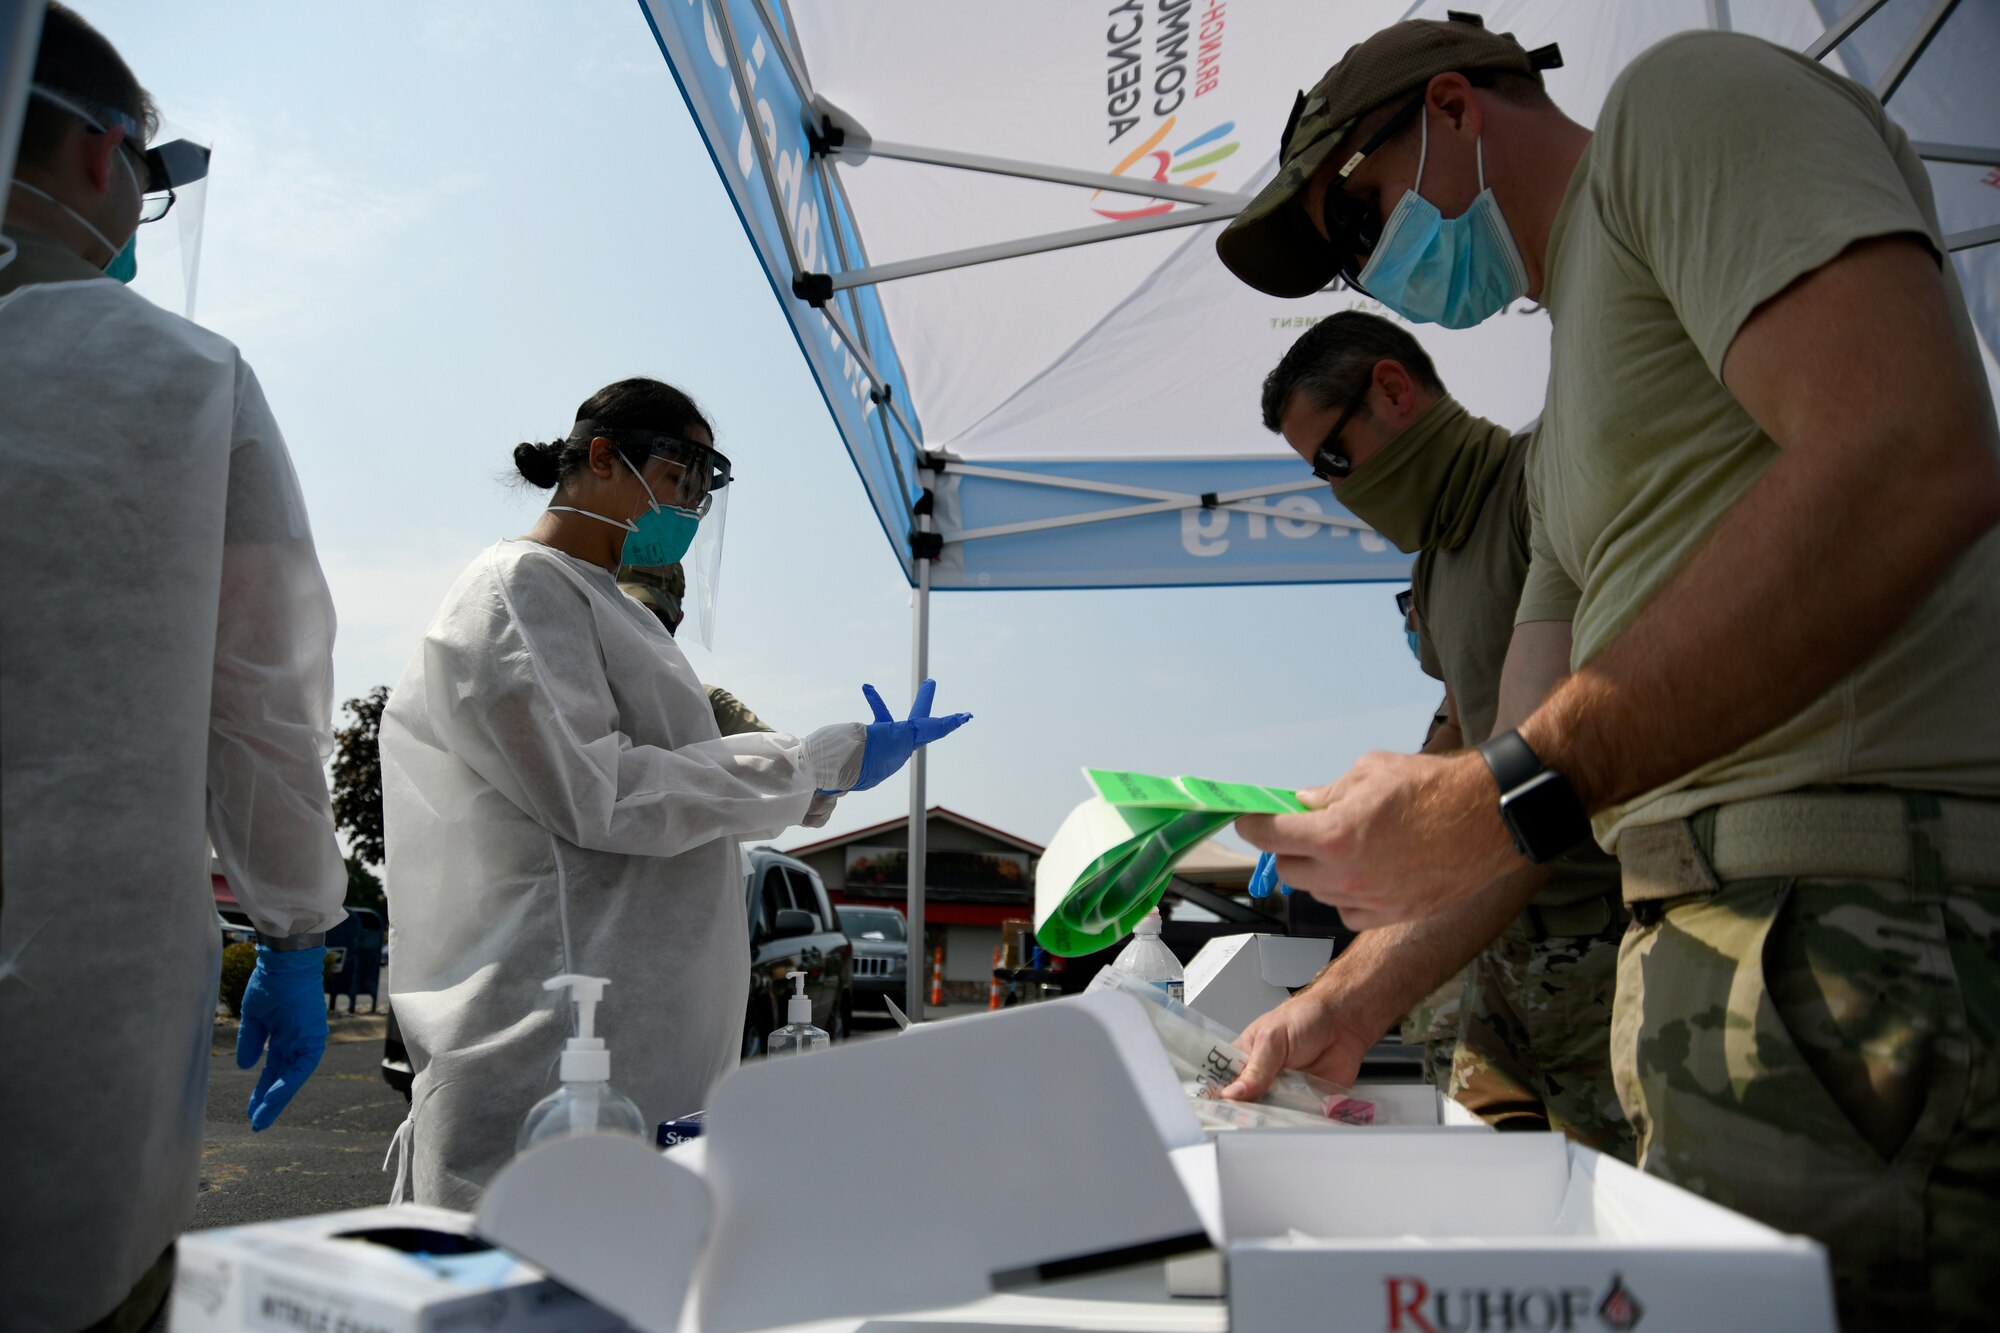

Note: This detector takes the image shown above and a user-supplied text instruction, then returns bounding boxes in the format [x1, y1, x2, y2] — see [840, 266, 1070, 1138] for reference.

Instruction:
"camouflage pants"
[1449, 915, 1635, 1161]
[1613, 875, 2000, 1330]
[1401, 972, 1466, 1089]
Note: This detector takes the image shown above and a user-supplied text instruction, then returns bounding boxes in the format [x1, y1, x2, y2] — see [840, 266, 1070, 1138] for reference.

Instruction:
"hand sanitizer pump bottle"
[766, 970, 830, 1057]
[517, 974, 647, 1151]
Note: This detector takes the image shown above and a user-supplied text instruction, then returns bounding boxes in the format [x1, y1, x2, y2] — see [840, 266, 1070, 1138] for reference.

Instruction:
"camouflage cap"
[617, 562, 686, 631]
[1216, 12, 1556, 298]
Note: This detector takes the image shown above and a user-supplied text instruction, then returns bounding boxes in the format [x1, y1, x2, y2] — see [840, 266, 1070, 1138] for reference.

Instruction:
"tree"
[331, 684, 388, 872]
[345, 855, 387, 918]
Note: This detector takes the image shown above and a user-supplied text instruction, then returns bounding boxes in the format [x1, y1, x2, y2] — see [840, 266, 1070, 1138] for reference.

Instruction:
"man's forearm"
[1300, 864, 1548, 1038]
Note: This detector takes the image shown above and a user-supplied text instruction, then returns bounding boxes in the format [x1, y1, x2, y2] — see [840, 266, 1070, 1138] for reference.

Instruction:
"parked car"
[836, 904, 908, 1012]
[742, 846, 853, 1056]
[381, 846, 856, 1099]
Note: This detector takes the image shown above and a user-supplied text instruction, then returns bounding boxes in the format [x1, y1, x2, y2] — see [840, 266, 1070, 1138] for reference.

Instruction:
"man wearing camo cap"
[618, 563, 771, 737]
[1217, 12, 2000, 1327]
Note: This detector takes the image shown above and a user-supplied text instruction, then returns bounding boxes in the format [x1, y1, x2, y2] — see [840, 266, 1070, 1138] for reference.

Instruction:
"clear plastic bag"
[1097, 975, 1375, 1126]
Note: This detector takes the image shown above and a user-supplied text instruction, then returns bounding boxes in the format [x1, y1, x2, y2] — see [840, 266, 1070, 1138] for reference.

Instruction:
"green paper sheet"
[1037, 769, 1308, 956]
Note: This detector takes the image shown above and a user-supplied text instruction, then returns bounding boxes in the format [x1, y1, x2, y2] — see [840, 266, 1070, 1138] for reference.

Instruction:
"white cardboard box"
[170, 1203, 625, 1333]
[1219, 1131, 1837, 1332]
[1181, 933, 1332, 1036]
[476, 993, 1212, 1333]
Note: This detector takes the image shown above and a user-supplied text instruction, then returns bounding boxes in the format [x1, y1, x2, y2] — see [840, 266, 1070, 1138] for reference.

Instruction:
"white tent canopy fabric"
[640, 0, 1999, 594]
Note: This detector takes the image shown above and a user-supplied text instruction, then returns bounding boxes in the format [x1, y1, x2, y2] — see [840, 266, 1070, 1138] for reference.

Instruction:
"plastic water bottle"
[767, 970, 830, 1057]
[1107, 910, 1184, 1002]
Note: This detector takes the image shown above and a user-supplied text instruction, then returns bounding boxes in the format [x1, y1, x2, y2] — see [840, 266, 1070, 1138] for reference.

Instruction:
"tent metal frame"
[707, 0, 1994, 1014]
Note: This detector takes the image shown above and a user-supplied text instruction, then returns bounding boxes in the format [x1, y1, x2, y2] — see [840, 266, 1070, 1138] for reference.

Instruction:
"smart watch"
[1477, 729, 1592, 864]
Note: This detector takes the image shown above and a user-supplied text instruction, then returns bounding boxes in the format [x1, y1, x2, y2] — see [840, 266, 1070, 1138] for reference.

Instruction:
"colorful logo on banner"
[1093, 0, 1233, 219]
[1091, 118, 1239, 220]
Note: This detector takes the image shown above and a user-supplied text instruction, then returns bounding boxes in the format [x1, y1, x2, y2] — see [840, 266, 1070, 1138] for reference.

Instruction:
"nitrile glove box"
[170, 1204, 627, 1333]
[1218, 1131, 1837, 1333]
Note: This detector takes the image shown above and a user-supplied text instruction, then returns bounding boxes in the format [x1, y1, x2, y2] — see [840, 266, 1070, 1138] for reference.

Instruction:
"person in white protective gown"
[382, 377, 971, 1208]
[0, 10, 348, 1331]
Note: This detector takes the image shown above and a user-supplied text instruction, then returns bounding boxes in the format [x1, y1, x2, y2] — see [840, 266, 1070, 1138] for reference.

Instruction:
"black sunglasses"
[1318, 89, 1428, 290]
[1308, 385, 1372, 481]
[1396, 588, 1414, 618]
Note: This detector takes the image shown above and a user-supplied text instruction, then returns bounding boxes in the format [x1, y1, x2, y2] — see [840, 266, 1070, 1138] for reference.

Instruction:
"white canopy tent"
[639, 0, 1998, 1014]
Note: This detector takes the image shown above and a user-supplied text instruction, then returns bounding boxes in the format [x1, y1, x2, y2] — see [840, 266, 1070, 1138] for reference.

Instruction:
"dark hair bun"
[513, 440, 563, 489]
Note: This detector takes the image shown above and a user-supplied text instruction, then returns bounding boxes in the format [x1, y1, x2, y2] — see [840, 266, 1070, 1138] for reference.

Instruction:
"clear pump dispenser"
[766, 970, 830, 1057]
[517, 973, 647, 1152]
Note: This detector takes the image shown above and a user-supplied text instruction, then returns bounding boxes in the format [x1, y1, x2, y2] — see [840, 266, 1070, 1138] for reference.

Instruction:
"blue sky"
[80, 0, 1441, 854]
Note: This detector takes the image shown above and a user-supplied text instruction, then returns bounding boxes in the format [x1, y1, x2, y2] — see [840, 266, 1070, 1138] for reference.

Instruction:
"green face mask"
[1332, 396, 1513, 554]
[105, 234, 137, 283]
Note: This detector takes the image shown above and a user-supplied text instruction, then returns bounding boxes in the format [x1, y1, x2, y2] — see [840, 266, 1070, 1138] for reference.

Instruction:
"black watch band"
[1477, 729, 1592, 865]
[1477, 728, 1542, 793]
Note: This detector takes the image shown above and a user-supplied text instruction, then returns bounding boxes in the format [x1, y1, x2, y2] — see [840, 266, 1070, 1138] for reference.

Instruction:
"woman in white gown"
[382, 377, 969, 1207]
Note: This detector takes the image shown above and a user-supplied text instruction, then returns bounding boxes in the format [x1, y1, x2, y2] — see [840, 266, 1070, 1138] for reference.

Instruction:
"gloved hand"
[236, 945, 329, 1132]
[850, 679, 972, 792]
[1248, 851, 1294, 899]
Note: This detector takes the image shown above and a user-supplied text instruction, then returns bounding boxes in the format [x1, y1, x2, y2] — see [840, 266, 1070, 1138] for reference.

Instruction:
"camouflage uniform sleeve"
[704, 684, 773, 737]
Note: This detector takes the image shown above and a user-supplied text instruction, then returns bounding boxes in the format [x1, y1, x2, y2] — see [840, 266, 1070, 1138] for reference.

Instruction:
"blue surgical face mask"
[1406, 628, 1423, 661]
[1354, 113, 1528, 329]
[105, 235, 138, 283]
[620, 466, 702, 566]
[550, 454, 702, 565]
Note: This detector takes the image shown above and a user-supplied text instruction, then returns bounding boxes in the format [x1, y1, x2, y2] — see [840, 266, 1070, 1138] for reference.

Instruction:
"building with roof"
[781, 807, 1277, 1001]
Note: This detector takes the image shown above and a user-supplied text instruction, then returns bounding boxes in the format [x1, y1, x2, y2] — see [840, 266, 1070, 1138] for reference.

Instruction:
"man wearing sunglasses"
[1217, 12, 2000, 1326]
[1230, 311, 1631, 1166]
[1, 9, 343, 1330]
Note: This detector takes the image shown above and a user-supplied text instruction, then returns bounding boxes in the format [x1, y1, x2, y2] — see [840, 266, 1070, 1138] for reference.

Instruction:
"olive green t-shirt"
[1414, 430, 1531, 751]
[1518, 31, 2000, 849]
[1416, 425, 1621, 908]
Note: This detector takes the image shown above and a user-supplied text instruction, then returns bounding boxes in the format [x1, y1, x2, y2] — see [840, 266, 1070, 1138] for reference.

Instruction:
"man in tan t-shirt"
[1231, 310, 1630, 1159]
[1214, 14, 2000, 1327]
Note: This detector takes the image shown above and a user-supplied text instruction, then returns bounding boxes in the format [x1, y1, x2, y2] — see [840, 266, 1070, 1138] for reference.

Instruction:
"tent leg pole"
[906, 558, 931, 1020]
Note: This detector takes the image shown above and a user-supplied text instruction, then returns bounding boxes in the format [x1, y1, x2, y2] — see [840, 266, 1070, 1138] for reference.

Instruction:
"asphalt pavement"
[194, 1008, 912, 1230]
[196, 1012, 407, 1229]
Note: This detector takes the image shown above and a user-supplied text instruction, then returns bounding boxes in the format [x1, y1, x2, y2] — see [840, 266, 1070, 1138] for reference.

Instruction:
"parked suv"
[742, 846, 853, 1056]
[836, 904, 908, 1012]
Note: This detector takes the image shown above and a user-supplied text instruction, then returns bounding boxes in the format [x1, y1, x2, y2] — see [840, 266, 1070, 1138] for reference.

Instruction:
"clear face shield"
[18, 86, 212, 315]
[609, 427, 732, 650]
[128, 120, 213, 318]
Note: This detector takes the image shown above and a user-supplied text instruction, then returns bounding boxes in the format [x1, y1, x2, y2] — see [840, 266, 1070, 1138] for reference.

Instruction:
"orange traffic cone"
[988, 945, 1004, 1010]
[929, 946, 945, 1008]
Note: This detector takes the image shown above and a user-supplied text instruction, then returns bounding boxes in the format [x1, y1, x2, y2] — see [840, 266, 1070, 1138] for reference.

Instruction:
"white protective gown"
[0, 262, 348, 1331]
[381, 539, 861, 1208]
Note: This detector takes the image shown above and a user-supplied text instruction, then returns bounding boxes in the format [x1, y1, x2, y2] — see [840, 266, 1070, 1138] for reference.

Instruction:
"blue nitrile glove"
[236, 945, 329, 1132]
[1248, 852, 1294, 899]
[849, 679, 973, 792]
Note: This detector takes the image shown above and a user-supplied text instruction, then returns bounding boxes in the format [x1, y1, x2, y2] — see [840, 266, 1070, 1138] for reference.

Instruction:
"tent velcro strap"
[870, 383, 894, 406]
[1200, 492, 1220, 509]
[912, 488, 935, 517]
[911, 530, 944, 560]
[792, 273, 834, 307]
